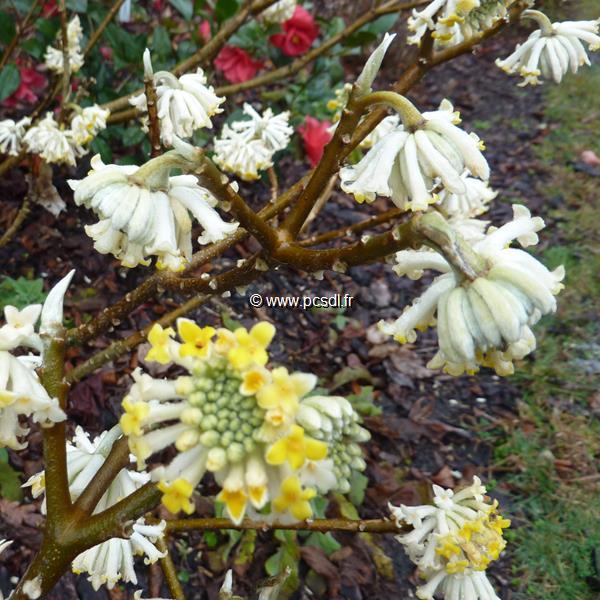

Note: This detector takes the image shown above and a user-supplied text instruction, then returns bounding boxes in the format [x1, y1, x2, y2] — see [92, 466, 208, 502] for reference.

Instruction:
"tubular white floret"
[379, 205, 564, 375]
[341, 99, 489, 211]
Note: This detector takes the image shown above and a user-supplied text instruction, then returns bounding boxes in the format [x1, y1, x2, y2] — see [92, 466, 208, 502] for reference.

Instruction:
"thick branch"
[73, 437, 131, 515]
[40, 336, 71, 525]
[166, 517, 406, 534]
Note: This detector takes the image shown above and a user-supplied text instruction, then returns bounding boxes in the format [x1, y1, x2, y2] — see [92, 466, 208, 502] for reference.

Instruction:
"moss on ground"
[488, 36, 600, 600]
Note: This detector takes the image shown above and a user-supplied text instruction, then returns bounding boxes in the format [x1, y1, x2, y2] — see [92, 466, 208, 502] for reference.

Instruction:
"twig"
[0, 198, 30, 249]
[83, 0, 127, 57]
[57, 0, 71, 113]
[267, 166, 278, 201]
[144, 66, 162, 157]
[166, 517, 406, 534]
[0, 0, 43, 70]
[298, 207, 404, 247]
[299, 174, 337, 236]
[156, 536, 186, 600]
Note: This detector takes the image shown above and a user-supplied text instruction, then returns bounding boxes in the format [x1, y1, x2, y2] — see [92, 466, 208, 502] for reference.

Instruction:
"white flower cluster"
[119, 319, 369, 525]
[0, 271, 74, 450]
[390, 477, 510, 600]
[44, 15, 85, 74]
[130, 50, 225, 146]
[496, 12, 600, 86]
[24, 426, 166, 591]
[214, 103, 293, 181]
[408, 0, 512, 47]
[438, 171, 496, 218]
[259, 0, 296, 23]
[0, 117, 31, 156]
[379, 205, 565, 375]
[341, 99, 489, 211]
[68, 140, 238, 270]
[22, 106, 109, 165]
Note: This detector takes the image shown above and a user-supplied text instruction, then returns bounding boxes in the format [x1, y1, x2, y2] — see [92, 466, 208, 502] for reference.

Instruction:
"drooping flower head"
[70, 105, 110, 146]
[408, 0, 513, 48]
[496, 11, 600, 86]
[130, 50, 225, 146]
[230, 103, 293, 153]
[437, 171, 496, 217]
[0, 117, 31, 156]
[44, 15, 85, 74]
[23, 112, 84, 165]
[379, 205, 564, 376]
[341, 98, 489, 212]
[68, 138, 238, 270]
[0, 271, 73, 450]
[213, 103, 293, 180]
[259, 0, 297, 24]
[24, 426, 167, 591]
[390, 477, 510, 600]
[119, 319, 369, 525]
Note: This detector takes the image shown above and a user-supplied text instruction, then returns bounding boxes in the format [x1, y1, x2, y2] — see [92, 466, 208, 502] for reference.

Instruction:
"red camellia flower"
[42, 0, 58, 17]
[2, 66, 47, 107]
[214, 46, 264, 83]
[270, 6, 319, 57]
[297, 116, 332, 166]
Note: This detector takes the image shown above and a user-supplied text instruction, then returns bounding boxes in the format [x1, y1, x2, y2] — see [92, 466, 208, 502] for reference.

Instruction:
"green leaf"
[348, 471, 369, 507]
[168, 0, 193, 20]
[305, 532, 342, 556]
[90, 134, 113, 162]
[215, 0, 239, 23]
[0, 449, 23, 501]
[343, 14, 399, 47]
[37, 17, 60, 42]
[0, 64, 20, 102]
[152, 25, 172, 58]
[0, 277, 46, 310]
[221, 311, 243, 332]
[121, 126, 146, 146]
[21, 37, 46, 59]
[0, 12, 16, 44]
[66, 0, 87, 12]
[346, 385, 382, 416]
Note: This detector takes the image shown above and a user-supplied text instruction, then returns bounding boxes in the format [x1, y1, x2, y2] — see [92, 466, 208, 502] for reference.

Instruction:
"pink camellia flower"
[270, 6, 319, 57]
[198, 20, 211, 42]
[2, 66, 47, 107]
[297, 116, 332, 166]
[214, 46, 264, 83]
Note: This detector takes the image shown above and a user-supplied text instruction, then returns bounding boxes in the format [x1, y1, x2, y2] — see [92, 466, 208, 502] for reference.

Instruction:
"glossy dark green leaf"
[168, 0, 193, 20]
[0, 64, 21, 102]
[0, 12, 16, 44]
[152, 25, 172, 57]
[215, 0, 239, 24]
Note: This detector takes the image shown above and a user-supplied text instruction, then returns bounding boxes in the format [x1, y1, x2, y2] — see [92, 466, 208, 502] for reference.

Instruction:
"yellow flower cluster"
[120, 319, 369, 525]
